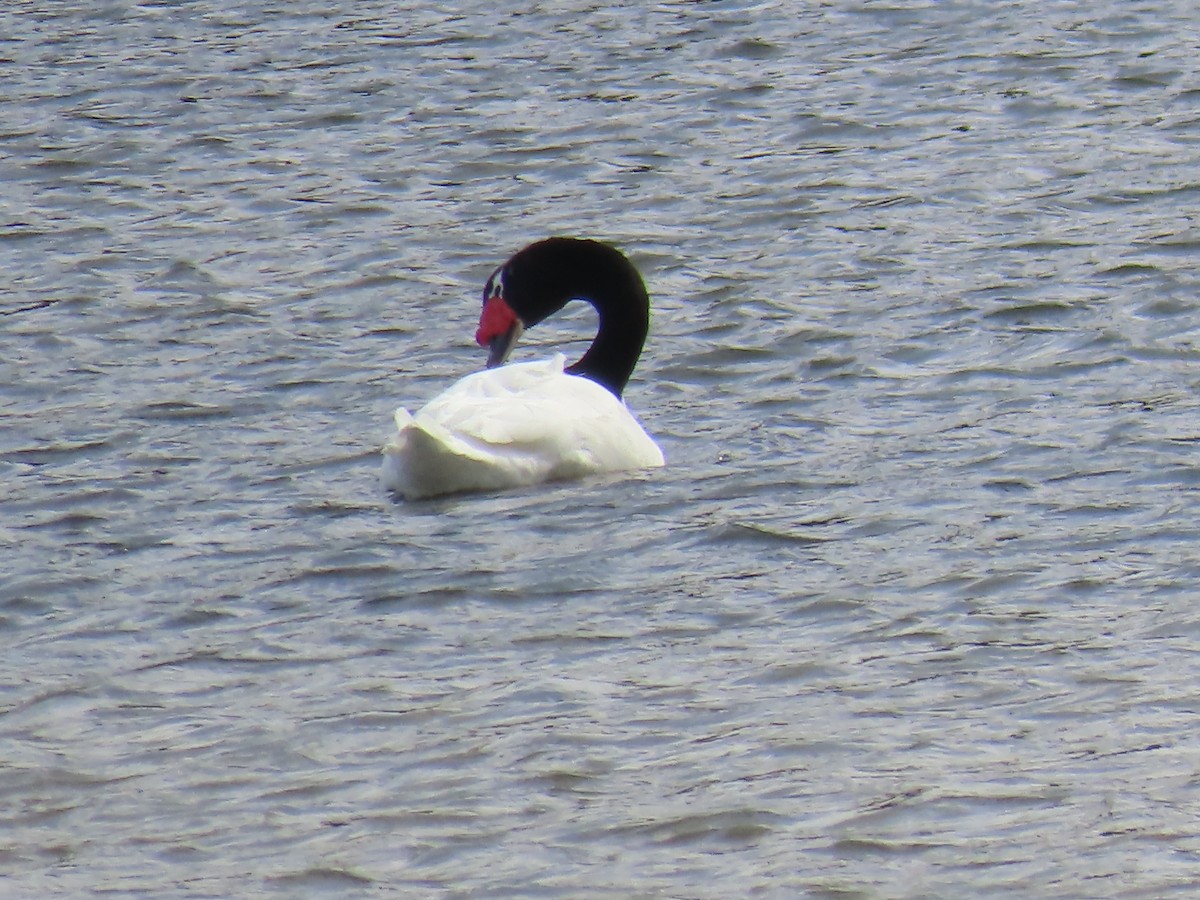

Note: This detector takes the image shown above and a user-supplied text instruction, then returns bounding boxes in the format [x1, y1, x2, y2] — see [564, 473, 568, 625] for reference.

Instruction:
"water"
[4, 0, 1200, 895]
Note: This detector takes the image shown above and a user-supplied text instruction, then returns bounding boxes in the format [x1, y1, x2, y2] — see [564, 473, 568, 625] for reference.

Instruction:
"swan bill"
[485, 320, 524, 368]
[477, 295, 525, 369]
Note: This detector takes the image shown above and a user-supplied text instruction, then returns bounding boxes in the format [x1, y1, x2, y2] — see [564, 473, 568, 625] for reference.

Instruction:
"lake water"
[5, 1, 1200, 895]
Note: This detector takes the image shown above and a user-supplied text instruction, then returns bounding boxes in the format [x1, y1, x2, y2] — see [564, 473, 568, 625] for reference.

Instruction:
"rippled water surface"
[5, 1, 1200, 895]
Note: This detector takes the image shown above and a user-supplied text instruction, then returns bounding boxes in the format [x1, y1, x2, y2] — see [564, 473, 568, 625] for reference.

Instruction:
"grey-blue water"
[5, 1, 1200, 895]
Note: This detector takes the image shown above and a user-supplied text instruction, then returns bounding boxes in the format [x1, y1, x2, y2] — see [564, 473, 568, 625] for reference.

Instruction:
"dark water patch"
[2, 439, 114, 466]
[1135, 235, 1200, 256]
[718, 519, 837, 546]
[610, 808, 787, 847]
[724, 38, 782, 61]
[982, 300, 1083, 325]
[132, 401, 234, 422]
[163, 607, 239, 629]
[358, 587, 475, 612]
[20, 511, 108, 534]
[268, 867, 375, 889]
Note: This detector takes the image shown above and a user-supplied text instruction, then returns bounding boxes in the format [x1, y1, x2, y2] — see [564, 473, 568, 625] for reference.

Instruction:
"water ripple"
[4, 0, 1200, 896]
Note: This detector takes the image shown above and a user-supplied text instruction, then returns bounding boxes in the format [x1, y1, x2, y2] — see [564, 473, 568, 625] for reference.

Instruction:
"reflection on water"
[4, 0, 1200, 895]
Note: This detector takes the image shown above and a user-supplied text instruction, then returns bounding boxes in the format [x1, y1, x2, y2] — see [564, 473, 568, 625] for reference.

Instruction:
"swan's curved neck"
[501, 238, 651, 398]
[567, 289, 648, 398]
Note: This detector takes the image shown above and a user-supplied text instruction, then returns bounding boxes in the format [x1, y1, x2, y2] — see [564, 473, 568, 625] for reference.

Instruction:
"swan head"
[476, 266, 524, 368]
[473, 238, 651, 396]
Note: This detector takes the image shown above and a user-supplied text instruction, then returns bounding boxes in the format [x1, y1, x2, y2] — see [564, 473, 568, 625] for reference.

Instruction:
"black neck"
[567, 277, 649, 397]
[510, 238, 651, 398]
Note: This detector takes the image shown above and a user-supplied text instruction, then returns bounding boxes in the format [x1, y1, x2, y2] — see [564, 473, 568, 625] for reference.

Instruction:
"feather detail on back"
[382, 355, 662, 499]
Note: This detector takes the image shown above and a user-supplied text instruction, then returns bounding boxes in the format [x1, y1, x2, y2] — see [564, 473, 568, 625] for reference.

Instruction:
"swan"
[382, 238, 664, 499]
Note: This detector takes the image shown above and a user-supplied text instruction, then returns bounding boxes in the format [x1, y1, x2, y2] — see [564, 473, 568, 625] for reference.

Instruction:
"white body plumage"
[382, 355, 663, 500]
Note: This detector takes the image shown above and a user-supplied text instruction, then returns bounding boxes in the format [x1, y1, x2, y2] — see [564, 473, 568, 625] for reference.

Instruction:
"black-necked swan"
[381, 238, 664, 499]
